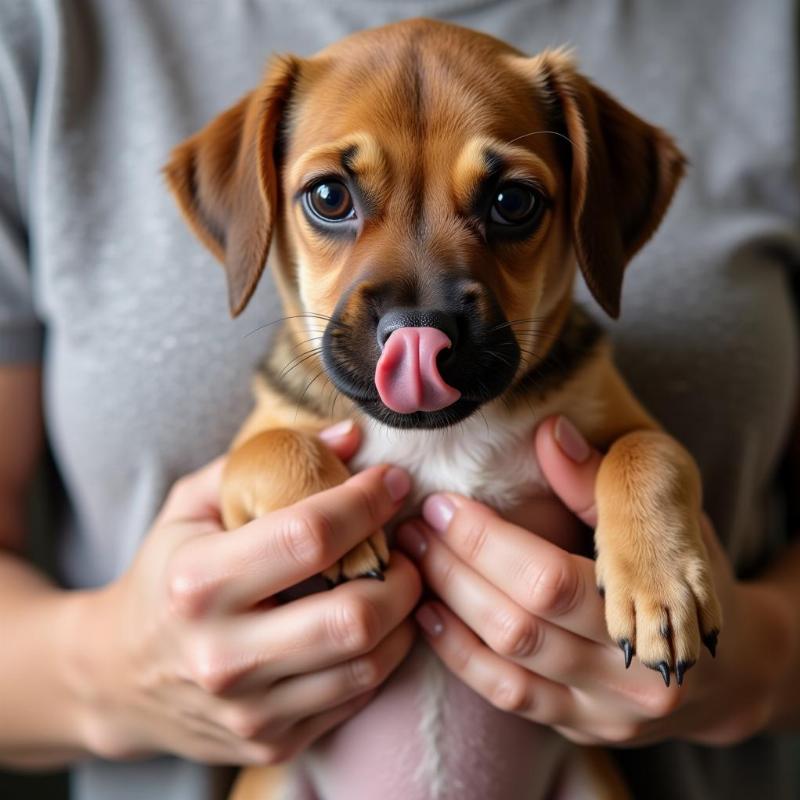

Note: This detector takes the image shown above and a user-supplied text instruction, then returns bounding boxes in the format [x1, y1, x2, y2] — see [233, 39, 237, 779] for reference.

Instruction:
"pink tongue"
[375, 327, 461, 413]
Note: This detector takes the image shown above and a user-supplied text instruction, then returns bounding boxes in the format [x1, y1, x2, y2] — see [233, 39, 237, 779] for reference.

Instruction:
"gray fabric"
[0, 0, 798, 797]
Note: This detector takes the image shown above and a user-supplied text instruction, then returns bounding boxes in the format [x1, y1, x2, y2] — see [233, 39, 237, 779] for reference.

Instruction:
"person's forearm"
[0, 549, 91, 768]
[753, 536, 800, 730]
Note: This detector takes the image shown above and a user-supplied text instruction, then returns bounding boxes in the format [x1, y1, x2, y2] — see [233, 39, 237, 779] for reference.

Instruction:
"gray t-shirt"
[1, 1, 798, 798]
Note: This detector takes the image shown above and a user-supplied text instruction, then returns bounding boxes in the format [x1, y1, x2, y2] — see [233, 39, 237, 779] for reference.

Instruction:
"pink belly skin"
[280, 486, 593, 799]
[289, 647, 569, 800]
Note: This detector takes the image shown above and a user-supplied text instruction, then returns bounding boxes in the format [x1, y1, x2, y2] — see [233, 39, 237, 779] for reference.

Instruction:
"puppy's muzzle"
[321, 278, 521, 429]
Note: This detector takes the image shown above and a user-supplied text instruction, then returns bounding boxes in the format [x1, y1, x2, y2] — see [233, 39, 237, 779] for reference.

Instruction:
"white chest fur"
[350, 404, 550, 516]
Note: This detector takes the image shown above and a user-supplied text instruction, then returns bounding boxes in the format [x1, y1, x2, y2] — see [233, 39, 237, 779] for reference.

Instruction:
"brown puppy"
[165, 18, 721, 798]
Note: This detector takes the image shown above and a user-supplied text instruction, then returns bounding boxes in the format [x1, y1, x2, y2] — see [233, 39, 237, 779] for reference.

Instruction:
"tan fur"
[228, 765, 287, 800]
[164, 18, 720, 798]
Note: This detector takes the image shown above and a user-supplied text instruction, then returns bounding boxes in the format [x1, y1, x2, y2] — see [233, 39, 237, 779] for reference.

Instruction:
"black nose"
[376, 308, 459, 349]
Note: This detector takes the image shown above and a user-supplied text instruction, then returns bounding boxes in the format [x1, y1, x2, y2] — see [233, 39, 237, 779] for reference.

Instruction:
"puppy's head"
[165, 19, 684, 429]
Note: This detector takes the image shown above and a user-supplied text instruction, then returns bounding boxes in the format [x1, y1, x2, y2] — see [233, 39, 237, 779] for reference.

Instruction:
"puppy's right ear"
[164, 56, 298, 317]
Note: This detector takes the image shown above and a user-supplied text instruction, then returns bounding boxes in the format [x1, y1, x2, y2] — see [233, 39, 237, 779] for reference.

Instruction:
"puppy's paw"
[596, 517, 722, 687]
[321, 531, 390, 585]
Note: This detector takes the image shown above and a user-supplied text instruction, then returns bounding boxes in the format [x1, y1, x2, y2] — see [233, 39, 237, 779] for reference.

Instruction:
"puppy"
[165, 18, 721, 800]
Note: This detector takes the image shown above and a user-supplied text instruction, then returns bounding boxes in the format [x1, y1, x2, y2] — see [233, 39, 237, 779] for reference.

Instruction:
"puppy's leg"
[221, 428, 389, 583]
[594, 431, 723, 684]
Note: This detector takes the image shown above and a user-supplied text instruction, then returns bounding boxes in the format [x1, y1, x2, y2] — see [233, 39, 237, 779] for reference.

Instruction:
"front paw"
[321, 531, 390, 585]
[596, 517, 722, 687]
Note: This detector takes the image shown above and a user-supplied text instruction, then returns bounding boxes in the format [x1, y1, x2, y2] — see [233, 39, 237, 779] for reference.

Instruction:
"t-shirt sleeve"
[0, 5, 43, 364]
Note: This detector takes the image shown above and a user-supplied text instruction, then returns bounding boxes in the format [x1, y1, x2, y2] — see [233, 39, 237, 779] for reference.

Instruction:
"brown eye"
[306, 181, 354, 221]
[490, 183, 540, 225]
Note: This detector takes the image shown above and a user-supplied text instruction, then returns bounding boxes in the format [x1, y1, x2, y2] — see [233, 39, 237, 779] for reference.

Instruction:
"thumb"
[157, 456, 226, 526]
[535, 416, 603, 528]
[318, 419, 362, 462]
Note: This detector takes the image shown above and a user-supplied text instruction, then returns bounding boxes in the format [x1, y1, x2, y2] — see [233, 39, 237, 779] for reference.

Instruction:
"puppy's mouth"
[321, 290, 520, 429]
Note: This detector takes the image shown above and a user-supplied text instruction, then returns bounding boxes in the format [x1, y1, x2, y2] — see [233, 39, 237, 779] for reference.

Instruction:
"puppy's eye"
[306, 181, 354, 221]
[489, 184, 540, 226]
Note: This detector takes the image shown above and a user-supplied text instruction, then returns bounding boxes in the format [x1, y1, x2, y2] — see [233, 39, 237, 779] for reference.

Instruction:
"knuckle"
[166, 558, 212, 620]
[329, 597, 382, 654]
[603, 722, 642, 744]
[639, 686, 681, 719]
[187, 639, 236, 695]
[520, 557, 582, 616]
[83, 718, 141, 761]
[489, 611, 540, 659]
[352, 478, 385, 529]
[448, 639, 473, 674]
[280, 510, 333, 569]
[246, 743, 287, 766]
[224, 706, 264, 740]
[458, 512, 491, 563]
[347, 653, 383, 690]
[433, 554, 458, 593]
[489, 676, 530, 714]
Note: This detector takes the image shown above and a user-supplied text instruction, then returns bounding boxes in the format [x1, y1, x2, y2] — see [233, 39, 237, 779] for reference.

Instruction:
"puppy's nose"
[376, 308, 459, 349]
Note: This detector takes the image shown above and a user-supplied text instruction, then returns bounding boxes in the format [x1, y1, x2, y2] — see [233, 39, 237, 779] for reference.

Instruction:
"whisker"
[293, 334, 325, 349]
[506, 129, 575, 148]
[279, 349, 323, 380]
[294, 368, 328, 422]
[245, 312, 348, 339]
[486, 350, 516, 369]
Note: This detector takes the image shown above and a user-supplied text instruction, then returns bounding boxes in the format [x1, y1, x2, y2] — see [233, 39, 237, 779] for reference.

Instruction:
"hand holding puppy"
[398, 416, 795, 747]
[65, 425, 420, 765]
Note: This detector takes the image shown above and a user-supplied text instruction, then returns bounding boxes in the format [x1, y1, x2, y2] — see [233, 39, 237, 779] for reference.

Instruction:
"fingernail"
[554, 416, 591, 464]
[383, 466, 411, 503]
[319, 419, 354, 443]
[416, 604, 444, 637]
[422, 494, 455, 532]
[396, 523, 427, 560]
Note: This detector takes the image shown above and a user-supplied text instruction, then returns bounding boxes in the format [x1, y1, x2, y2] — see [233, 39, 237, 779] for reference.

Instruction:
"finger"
[169, 464, 411, 614]
[417, 497, 610, 644]
[221, 621, 415, 741]
[534, 416, 603, 527]
[417, 602, 578, 727]
[402, 525, 619, 689]
[157, 457, 227, 526]
[209, 553, 421, 693]
[318, 419, 362, 462]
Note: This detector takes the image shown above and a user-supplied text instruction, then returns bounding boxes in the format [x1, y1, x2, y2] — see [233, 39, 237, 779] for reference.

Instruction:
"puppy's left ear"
[513, 51, 686, 318]
[164, 55, 299, 317]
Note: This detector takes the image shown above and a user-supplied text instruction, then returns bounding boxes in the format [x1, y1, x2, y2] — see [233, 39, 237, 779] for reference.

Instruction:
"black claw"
[323, 576, 338, 590]
[619, 638, 634, 669]
[656, 661, 671, 687]
[675, 660, 695, 687]
[703, 629, 719, 658]
[364, 569, 386, 581]
[597, 584, 606, 598]
[367, 540, 388, 572]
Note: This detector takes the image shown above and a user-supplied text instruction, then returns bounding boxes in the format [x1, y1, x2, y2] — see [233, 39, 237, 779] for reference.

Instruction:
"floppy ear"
[528, 51, 686, 318]
[164, 55, 298, 317]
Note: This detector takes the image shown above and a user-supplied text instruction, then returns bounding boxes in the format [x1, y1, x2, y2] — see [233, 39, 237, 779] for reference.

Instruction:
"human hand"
[67, 423, 421, 765]
[397, 416, 794, 747]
